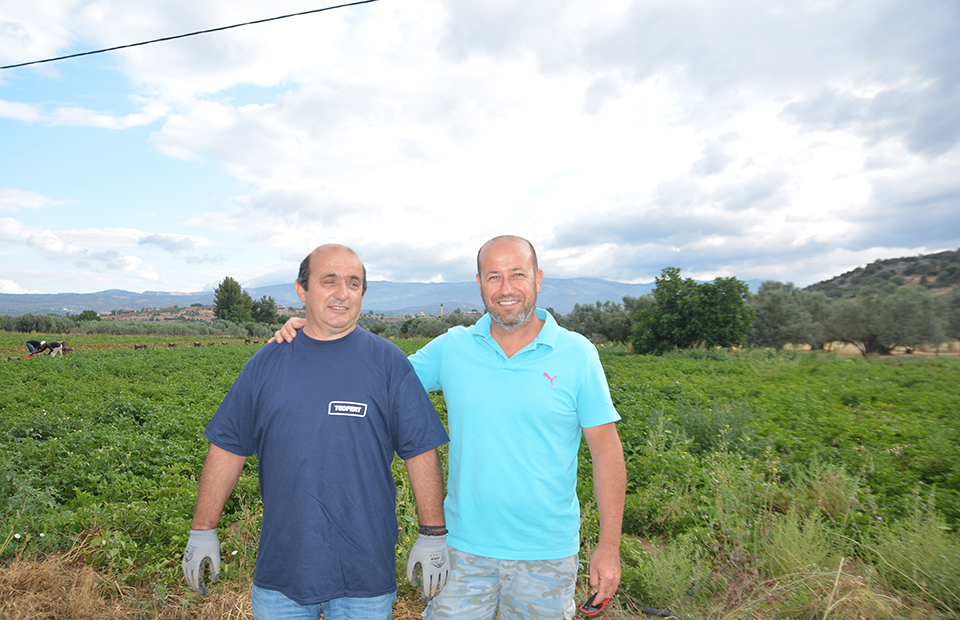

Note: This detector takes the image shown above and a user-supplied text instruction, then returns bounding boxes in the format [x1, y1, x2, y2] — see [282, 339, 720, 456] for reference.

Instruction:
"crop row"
[2, 339, 958, 617]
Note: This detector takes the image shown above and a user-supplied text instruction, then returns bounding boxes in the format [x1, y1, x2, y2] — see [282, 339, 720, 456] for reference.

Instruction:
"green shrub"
[759, 509, 836, 578]
[620, 534, 716, 610]
[871, 502, 960, 614]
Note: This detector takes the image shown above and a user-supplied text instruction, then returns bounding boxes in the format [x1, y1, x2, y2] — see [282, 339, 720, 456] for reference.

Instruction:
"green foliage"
[631, 267, 754, 354]
[830, 285, 946, 355]
[620, 534, 716, 610]
[62, 319, 246, 336]
[748, 282, 819, 350]
[806, 247, 960, 298]
[1, 312, 75, 333]
[73, 309, 102, 322]
[0, 342, 257, 582]
[946, 286, 960, 345]
[760, 509, 836, 578]
[560, 300, 632, 344]
[871, 501, 960, 614]
[3, 333, 959, 616]
[252, 295, 280, 325]
[213, 276, 254, 324]
[402, 316, 446, 338]
[393, 312, 477, 339]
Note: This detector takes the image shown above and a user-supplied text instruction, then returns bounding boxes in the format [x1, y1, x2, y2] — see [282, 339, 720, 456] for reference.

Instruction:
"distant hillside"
[0, 277, 667, 316]
[0, 290, 216, 316]
[805, 248, 960, 299]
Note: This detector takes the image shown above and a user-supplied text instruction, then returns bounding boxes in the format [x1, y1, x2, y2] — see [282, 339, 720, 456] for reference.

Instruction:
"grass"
[2, 336, 959, 618]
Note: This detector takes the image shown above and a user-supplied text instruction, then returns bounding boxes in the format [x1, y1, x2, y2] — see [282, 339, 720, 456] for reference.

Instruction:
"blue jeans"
[250, 585, 396, 620]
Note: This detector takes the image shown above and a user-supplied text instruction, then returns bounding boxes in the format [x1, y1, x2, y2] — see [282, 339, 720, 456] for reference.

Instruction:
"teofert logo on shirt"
[328, 401, 368, 417]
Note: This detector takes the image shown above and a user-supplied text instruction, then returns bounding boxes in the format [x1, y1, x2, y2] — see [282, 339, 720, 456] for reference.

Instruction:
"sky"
[1, 0, 958, 296]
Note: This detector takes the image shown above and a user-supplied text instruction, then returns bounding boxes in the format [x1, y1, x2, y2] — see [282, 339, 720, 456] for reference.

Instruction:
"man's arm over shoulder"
[583, 422, 626, 603]
[407, 330, 450, 393]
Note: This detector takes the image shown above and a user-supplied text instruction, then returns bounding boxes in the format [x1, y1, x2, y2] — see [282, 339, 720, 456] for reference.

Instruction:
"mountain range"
[1, 278, 691, 316]
[8, 245, 955, 317]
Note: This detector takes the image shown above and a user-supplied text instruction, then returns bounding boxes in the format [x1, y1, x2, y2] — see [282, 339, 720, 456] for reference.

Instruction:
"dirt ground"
[794, 341, 959, 357]
[0, 552, 642, 620]
[0, 551, 431, 620]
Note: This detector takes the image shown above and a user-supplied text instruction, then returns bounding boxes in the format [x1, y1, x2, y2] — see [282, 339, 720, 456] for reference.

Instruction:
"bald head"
[297, 244, 367, 294]
[477, 235, 538, 277]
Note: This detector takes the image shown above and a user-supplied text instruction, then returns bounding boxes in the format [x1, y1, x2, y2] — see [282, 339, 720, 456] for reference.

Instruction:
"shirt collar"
[475, 307, 558, 353]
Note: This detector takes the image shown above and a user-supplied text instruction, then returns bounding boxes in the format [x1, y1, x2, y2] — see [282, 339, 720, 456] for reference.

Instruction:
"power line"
[0, 0, 381, 71]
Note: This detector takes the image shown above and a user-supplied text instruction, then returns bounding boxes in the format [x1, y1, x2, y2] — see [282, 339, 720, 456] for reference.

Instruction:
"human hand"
[182, 529, 221, 595]
[589, 543, 621, 603]
[406, 534, 449, 602]
[268, 317, 306, 344]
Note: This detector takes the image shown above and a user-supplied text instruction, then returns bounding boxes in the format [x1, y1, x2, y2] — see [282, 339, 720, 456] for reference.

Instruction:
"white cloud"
[0, 279, 40, 294]
[0, 188, 68, 213]
[0, 0, 83, 71]
[0, 100, 43, 122]
[27, 229, 89, 257]
[0, 100, 157, 128]
[1, 0, 957, 293]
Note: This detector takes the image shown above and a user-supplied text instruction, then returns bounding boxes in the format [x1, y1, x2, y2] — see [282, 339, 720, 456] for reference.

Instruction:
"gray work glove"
[406, 533, 449, 602]
[182, 529, 221, 595]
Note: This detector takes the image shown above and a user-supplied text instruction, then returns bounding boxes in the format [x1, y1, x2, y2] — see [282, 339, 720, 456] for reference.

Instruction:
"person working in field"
[182, 244, 450, 620]
[273, 235, 627, 619]
[25, 340, 42, 354]
[37, 340, 64, 357]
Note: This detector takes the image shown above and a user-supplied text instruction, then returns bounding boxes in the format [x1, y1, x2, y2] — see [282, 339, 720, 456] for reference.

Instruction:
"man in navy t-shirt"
[182, 244, 450, 620]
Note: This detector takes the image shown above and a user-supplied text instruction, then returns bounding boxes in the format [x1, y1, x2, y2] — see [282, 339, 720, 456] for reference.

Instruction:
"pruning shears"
[579, 593, 611, 616]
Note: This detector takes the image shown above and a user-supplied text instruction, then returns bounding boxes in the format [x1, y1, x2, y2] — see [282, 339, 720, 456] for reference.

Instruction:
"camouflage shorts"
[422, 547, 578, 620]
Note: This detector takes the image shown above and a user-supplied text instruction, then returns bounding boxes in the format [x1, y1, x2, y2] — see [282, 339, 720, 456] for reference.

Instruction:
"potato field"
[1, 333, 958, 619]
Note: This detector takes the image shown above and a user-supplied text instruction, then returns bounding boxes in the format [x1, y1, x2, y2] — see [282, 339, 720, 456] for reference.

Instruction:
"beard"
[486, 298, 537, 330]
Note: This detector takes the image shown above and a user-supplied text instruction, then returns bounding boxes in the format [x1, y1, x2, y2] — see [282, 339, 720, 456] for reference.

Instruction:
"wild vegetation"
[2, 333, 958, 619]
[0, 314, 284, 340]
[806, 248, 960, 298]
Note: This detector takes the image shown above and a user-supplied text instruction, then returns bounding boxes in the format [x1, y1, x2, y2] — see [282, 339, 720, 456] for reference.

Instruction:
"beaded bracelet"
[419, 525, 448, 536]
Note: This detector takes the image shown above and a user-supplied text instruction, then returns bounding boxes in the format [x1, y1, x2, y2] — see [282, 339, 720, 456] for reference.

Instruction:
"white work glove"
[406, 533, 449, 602]
[182, 529, 221, 595]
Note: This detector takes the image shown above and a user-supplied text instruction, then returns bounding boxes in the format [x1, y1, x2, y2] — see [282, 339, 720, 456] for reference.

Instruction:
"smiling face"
[476, 236, 543, 332]
[294, 245, 365, 341]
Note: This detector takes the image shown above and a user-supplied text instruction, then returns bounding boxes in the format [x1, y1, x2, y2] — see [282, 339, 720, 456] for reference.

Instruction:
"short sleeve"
[408, 332, 446, 393]
[576, 344, 621, 429]
[204, 358, 259, 457]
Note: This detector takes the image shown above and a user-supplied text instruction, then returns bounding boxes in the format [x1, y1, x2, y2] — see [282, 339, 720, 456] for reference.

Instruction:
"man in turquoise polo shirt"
[273, 236, 626, 619]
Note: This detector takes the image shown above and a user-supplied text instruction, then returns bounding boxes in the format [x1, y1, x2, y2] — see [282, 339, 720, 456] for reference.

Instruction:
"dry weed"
[0, 542, 252, 620]
[723, 557, 943, 620]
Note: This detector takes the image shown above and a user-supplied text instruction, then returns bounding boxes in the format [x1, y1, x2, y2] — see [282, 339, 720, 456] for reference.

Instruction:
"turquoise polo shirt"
[409, 308, 620, 560]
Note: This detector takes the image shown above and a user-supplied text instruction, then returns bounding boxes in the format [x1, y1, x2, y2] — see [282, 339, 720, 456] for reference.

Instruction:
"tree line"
[5, 271, 960, 355]
[560, 268, 960, 356]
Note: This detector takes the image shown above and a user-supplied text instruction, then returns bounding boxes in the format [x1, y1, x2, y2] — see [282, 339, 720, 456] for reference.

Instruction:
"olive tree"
[948, 286, 960, 354]
[748, 281, 819, 350]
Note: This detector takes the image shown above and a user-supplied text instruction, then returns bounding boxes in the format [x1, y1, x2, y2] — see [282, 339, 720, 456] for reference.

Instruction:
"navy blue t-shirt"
[204, 327, 448, 604]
